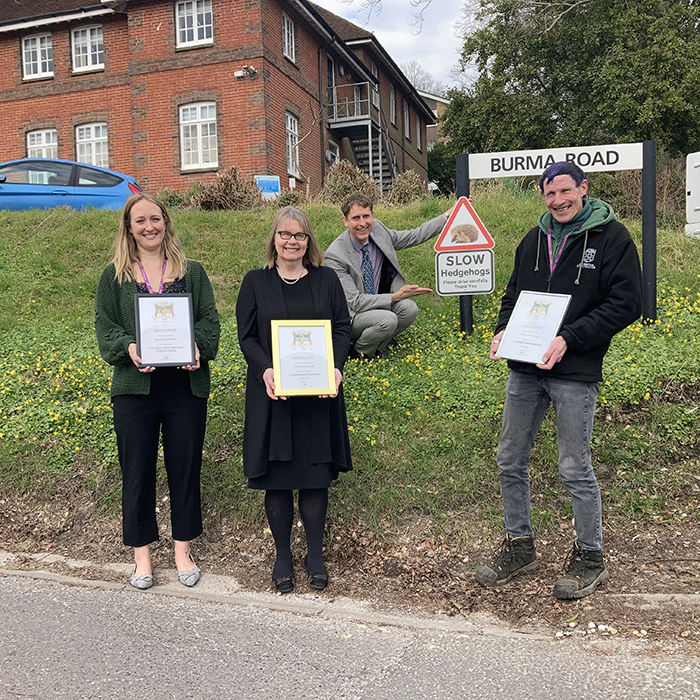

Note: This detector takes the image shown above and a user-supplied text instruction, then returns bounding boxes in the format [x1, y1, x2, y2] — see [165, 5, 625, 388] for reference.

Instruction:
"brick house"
[418, 89, 451, 150]
[0, 0, 434, 195]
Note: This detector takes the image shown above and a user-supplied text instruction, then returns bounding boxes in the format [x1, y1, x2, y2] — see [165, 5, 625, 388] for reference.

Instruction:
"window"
[416, 114, 421, 151]
[72, 26, 104, 71]
[76, 123, 109, 167]
[27, 129, 58, 158]
[327, 140, 340, 164]
[176, 1, 213, 48]
[371, 62, 380, 109]
[0, 160, 72, 185]
[180, 102, 218, 170]
[285, 112, 299, 176]
[23, 34, 53, 79]
[76, 166, 122, 187]
[389, 84, 396, 124]
[282, 13, 295, 62]
[403, 103, 410, 140]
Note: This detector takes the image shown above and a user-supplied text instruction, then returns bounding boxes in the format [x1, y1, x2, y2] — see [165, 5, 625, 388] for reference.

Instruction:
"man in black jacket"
[475, 162, 643, 599]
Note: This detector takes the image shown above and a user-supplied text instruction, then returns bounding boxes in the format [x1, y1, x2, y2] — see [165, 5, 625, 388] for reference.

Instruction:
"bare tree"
[400, 60, 445, 96]
[337, 0, 436, 31]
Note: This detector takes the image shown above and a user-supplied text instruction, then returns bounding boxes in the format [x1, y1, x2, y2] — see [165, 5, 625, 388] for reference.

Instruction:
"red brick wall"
[0, 0, 423, 194]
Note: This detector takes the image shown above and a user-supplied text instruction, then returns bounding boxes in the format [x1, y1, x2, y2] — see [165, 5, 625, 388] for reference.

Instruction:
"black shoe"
[272, 558, 295, 593]
[475, 534, 538, 587]
[553, 541, 609, 599]
[304, 555, 329, 590]
[273, 574, 295, 593]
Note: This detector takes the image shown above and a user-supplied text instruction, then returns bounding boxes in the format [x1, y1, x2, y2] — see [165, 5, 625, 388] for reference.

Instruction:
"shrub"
[275, 189, 307, 208]
[156, 187, 186, 208]
[321, 159, 380, 205]
[189, 166, 263, 210]
[386, 169, 427, 205]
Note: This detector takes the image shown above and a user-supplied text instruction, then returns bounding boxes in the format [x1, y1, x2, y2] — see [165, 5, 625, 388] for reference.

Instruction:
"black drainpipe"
[318, 40, 336, 187]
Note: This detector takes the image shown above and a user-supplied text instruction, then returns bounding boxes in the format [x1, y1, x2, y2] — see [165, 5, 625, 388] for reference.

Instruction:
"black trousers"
[112, 368, 208, 547]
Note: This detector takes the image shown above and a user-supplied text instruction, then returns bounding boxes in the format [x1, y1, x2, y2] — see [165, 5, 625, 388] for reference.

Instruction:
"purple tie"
[361, 244, 374, 294]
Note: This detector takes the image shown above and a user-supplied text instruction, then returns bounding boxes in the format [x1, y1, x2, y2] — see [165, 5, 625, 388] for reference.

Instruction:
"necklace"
[277, 266, 304, 285]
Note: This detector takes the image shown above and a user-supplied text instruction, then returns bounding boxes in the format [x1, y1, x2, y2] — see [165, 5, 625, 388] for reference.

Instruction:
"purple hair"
[539, 161, 586, 191]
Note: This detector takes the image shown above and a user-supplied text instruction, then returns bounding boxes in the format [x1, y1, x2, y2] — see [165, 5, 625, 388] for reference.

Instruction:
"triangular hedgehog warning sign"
[434, 196, 495, 252]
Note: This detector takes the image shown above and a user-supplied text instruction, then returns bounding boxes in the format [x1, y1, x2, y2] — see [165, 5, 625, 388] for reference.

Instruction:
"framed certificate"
[271, 319, 336, 396]
[134, 293, 196, 367]
[497, 291, 572, 364]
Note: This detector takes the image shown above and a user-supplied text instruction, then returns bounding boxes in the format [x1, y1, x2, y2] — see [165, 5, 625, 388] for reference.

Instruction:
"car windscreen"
[76, 166, 123, 187]
[0, 161, 73, 186]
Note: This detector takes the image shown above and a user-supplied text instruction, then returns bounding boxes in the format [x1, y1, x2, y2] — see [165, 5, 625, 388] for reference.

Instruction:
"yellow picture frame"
[271, 319, 336, 396]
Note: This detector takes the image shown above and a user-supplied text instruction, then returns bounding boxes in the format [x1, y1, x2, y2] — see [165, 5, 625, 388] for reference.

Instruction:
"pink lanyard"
[546, 224, 582, 276]
[137, 257, 167, 293]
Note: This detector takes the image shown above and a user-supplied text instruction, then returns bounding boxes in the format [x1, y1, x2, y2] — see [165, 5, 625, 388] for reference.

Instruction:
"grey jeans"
[497, 370, 602, 550]
[351, 298, 418, 357]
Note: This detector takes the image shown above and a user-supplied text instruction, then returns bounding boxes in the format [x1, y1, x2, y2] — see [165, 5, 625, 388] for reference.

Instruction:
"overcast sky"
[310, 0, 466, 88]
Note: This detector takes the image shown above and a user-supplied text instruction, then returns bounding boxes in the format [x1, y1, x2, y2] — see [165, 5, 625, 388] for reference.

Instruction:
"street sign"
[434, 196, 494, 252]
[435, 249, 494, 297]
[469, 143, 644, 179]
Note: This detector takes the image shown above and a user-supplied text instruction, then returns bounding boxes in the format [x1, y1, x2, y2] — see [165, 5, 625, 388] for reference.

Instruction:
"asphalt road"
[1, 571, 699, 700]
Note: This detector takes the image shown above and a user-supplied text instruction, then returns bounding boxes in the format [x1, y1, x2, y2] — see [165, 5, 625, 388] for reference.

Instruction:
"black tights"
[264, 488, 328, 578]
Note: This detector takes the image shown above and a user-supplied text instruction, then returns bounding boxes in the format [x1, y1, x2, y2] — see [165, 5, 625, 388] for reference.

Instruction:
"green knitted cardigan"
[95, 260, 220, 398]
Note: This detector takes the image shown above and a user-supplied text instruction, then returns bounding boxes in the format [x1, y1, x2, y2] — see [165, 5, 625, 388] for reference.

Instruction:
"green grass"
[1, 187, 699, 540]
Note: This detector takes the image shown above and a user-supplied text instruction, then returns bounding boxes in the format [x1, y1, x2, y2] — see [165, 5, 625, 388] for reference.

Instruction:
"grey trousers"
[351, 298, 419, 357]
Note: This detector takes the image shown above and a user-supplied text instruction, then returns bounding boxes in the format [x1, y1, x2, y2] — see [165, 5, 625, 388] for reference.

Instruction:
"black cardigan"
[236, 265, 352, 479]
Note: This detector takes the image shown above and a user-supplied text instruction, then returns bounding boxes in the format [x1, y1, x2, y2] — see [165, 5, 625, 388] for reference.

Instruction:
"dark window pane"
[77, 166, 122, 187]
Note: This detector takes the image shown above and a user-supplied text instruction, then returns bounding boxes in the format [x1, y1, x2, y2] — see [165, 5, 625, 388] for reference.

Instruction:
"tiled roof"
[2, 1, 106, 24]
[307, 2, 373, 41]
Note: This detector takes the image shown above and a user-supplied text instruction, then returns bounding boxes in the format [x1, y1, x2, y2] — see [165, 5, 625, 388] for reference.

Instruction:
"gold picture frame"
[271, 319, 336, 396]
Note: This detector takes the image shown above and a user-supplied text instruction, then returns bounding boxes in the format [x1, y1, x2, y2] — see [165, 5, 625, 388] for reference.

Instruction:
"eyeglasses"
[277, 231, 308, 241]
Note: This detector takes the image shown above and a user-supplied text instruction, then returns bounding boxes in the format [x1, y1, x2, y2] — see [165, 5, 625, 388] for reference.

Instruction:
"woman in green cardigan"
[95, 193, 220, 590]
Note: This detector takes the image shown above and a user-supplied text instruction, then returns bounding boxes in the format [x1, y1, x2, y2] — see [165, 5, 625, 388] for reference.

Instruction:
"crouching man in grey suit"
[324, 193, 452, 359]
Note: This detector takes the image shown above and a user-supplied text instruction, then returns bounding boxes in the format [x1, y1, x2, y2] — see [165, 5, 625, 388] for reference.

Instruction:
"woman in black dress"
[236, 206, 352, 592]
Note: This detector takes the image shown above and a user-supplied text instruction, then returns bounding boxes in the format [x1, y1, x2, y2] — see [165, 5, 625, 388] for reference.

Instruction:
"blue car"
[0, 158, 142, 211]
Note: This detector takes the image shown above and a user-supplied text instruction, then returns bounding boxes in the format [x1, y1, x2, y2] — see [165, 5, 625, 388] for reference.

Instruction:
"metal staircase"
[327, 82, 397, 192]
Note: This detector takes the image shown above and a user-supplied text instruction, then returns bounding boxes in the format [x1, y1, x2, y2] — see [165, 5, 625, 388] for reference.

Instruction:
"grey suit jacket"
[324, 216, 446, 318]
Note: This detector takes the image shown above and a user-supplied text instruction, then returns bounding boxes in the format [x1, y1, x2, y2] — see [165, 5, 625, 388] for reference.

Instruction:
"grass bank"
[1, 188, 699, 544]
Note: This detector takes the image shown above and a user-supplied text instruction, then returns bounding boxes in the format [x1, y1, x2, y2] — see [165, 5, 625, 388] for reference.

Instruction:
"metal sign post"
[455, 153, 473, 334]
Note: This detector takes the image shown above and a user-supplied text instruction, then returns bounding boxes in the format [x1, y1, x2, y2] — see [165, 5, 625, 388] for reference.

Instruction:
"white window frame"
[76, 122, 109, 167]
[285, 112, 300, 177]
[22, 34, 53, 79]
[176, 0, 213, 49]
[416, 113, 421, 151]
[353, 84, 362, 117]
[27, 129, 58, 158]
[72, 25, 104, 72]
[389, 84, 396, 124]
[328, 140, 340, 164]
[282, 13, 295, 62]
[403, 102, 410, 140]
[179, 102, 218, 170]
[371, 62, 380, 109]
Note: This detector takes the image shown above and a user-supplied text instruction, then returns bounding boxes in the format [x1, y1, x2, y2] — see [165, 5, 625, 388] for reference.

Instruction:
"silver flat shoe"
[177, 554, 201, 587]
[130, 572, 153, 590]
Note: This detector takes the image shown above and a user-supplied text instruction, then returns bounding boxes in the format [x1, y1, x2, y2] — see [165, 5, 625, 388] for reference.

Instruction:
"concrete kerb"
[2, 549, 699, 639]
[0, 549, 513, 638]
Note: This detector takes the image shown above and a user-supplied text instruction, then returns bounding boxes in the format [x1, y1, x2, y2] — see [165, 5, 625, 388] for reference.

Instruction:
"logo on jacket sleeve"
[581, 248, 597, 270]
